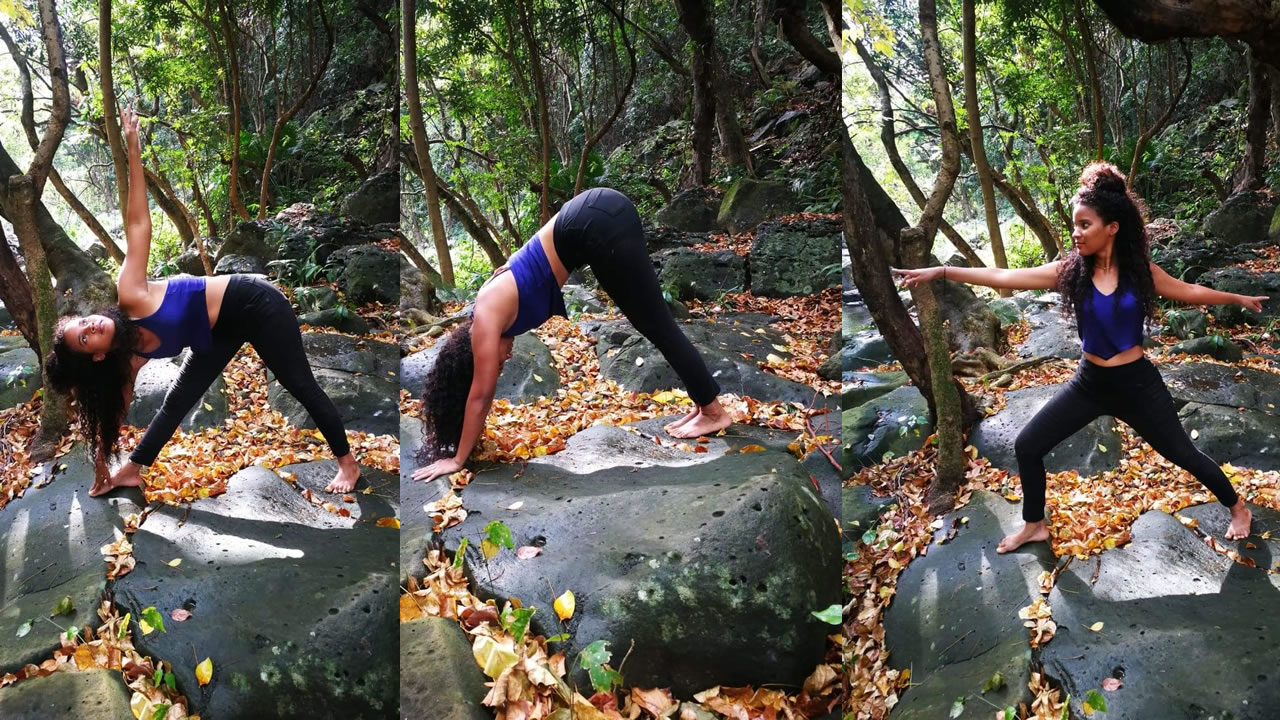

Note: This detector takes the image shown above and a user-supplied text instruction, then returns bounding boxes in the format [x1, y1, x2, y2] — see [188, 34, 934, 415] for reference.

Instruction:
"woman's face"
[1070, 203, 1119, 257]
[63, 314, 117, 360]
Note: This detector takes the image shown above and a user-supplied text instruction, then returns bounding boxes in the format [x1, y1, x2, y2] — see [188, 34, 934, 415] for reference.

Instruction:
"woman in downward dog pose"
[413, 187, 733, 482]
[894, 163, 1263, 552]
[46, 107, 360, 496]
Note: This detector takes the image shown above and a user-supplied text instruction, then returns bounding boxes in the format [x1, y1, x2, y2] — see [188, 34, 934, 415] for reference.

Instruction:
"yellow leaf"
[766, 353, 784, 364]
[203, 402, 213, 411]
[195, 657, 213, 686]
[1103, 537, 1117, 550]
[375, 517, 400, 529]
[481, 538, 499, 560]
[1089, 621, 1104, 632]
[740, 444, 766, 453]
[472, 635, 519, 679]
[168, 558, 182, 567]
[554, 590, 576, 620]
[139, 616, 155, 635]
[1190, 429, 1199, 440]
[533, 374, 544, 382]
[651, 390, 676, 404]
[129, 692, 151, 720]
[1098, 444, 1108, 453]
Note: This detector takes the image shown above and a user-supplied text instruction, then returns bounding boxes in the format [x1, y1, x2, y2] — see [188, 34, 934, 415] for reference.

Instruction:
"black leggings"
[1014, 356, 1238, 523]
[553, 188, 720, 406]
[130, 275, 351, 466]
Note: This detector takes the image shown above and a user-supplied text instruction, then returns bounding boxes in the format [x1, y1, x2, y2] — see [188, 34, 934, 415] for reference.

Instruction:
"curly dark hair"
[419, 319, 474, 463]
[45, 306, 139, 458]
[1058, 162, 1157, 324]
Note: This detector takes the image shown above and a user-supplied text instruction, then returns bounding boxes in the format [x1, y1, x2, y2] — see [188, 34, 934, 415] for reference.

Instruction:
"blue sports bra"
[133, 277, 213, 358]
[1078, 280, 1143, 359]
[497, 236, 567, 337]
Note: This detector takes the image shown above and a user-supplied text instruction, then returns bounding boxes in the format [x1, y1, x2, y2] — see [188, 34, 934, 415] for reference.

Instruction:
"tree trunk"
[404, 0, 455, 286]
[8, 177, 67, 460]
[436, 182, 508, 269]
[1128, 43, 1191, 187]
[0, 144, 115, 312]
[1073, 0, 1106, 160]
[0, 224, 40, 354]
[257, 2, 334, 218]
[910, 0, 968, 508]
[853, 39, 984, 267]
[516, 0, 553, 223]
[1092, 0, 1280, 67]
[674, 0, 716, 186]
[774, 0, 839, 76]
[98, 0, 130, 222]
[142, 168, 196, 248]
[0, 21, 124, 264]
[842, 135, 979, 431]
[713, 50, 753, 176]
[1238, 47, 1271, 192]
[962, 0, 1008, 295]
[575, 0, 638, 194]
[220, 0, 251, 220]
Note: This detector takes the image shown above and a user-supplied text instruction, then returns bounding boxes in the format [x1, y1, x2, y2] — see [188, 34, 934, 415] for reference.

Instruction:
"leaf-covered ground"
[0, 316, 400, 718]
[404, 281, 844, 719]
[844, 304, 1280, 720]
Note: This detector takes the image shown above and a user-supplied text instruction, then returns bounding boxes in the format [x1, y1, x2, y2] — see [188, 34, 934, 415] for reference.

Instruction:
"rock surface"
[266, 333, 398, 437]
[400, 618, 492, 720]
[970, 384, 1122, 477]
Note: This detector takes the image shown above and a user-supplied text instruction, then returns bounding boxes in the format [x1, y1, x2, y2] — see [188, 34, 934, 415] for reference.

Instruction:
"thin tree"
[404, 0, 454, 285]
[961, 0, 1008, 294]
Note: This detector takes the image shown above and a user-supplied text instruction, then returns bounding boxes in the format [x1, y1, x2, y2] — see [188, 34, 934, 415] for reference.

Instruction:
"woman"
[894, 163, 1263, 552]
[46, 107, 360, 496]
[412, 187, 733, 482]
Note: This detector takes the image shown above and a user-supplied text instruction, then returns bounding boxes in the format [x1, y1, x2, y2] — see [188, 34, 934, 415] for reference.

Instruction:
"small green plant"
[500, 604, 536, 644]
[577, 640, 623, 694]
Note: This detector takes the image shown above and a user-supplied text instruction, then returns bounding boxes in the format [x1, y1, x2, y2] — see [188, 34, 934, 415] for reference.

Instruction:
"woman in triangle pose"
[47, 107, 360, 496]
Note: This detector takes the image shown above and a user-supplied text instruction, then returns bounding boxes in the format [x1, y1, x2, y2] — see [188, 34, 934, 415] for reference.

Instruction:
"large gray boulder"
[0, 341, 40, 410]
[1178, 402, 1280, 470]
[1018, 295, 1081, 359]
[0, 446, 131, 675]
[1042, 503, 1280, 720]
[117, 462, 398, 720]
[266, 333, 398, 436]
[340, 168, 399, 225]
[294, 285, 339, 313]
[400, 618, 492, 720]
[883, 490, 1052, 719]
[1195, 266, 1280, 326]
[214, 253, 268, 275]
[400, 254, 429, 315]
[749, 218, 841, 298]
[970, 383, 1122, 477]
[1203, 190, 1279, 245]
[591, 315, 826, 407]
[127, 353, 229, 430]
[400, 332, 560, 403]
[842, 370, 908, 411]
[654, 187, 722, 232]
[328, 244, 399, 305]
[654, 248, 746, 301]
[440, 447, 839, 696]
[842, 385, 932, 470]
[1152, 229, 1263, 283]
[298, 307, 372, 334]
[937, 279, 1001, 352]
[716, 178, 801, 233]
[215, 219, 277, 264]
[1160, 361, 1280, 409]
[0, 670, 133, 719]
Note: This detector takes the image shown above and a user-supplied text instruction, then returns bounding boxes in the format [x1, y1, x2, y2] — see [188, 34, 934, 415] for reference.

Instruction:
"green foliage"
[1004, 224, 1045, 269]
[577, 640, 623, 694]
[500, 605, 536, 644]
[453, 537, 469, 569]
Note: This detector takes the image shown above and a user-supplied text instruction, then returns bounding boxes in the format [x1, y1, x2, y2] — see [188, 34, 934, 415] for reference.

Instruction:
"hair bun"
[1079, 162, 1128, 194]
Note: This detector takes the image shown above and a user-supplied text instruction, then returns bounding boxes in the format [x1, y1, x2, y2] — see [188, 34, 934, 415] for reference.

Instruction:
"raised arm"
[1150, 262, 1266, 311]
[116, 106, 152, 306]
[893, 261, 1062, 291]
[411, 315, 505, 482]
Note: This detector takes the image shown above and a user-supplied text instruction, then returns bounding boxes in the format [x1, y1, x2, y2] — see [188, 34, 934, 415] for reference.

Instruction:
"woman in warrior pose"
[47, 107, 360, 496]
[894, 163, 1263, 552]
[413, 187, 733, 482]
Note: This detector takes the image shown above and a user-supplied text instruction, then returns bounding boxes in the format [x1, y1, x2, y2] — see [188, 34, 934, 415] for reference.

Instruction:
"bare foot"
[663, 407, 699, 434]
[996, 521, 1050, 554]
[325, 455, 361, 493]
[668, 399, 733, 439]
[1226, 500, 1252, 540]
[90, 463, 143, 497]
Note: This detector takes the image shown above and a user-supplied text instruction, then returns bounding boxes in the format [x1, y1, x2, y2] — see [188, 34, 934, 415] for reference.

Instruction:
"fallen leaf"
[515, 546, 542, 559]
[740, 444, 766, 453]
[167, 558, 182, 567]
[554, 590, 576, 620]
[1101, 677, 1123, 691]
[1089, 621, 1104, 632]
[506, 501, 524, 511]
[170, 609, 191, 622]
[195, 657, 213, 686]
[375, 517, 401, 529]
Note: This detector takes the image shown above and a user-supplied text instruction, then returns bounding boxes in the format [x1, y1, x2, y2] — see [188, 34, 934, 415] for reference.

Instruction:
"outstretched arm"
[412, 316, 505, 482]
[1150, 262, 1266, 311]
[116, 106, 152, 307]
[893, 261, 1062, 291]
